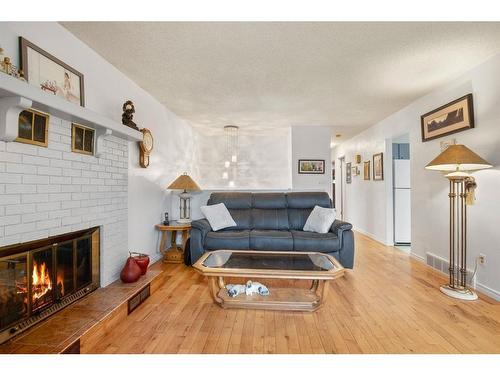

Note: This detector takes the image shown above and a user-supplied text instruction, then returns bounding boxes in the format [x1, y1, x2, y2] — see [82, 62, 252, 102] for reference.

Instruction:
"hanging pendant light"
[223, 125, 239, 187]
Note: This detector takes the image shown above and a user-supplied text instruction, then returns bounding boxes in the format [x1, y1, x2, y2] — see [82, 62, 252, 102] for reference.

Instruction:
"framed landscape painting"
[373, 153, 383, 181]
[421, 94, 473, 142]
[298, 159, 325, 174]
[20, 37, 85, 107]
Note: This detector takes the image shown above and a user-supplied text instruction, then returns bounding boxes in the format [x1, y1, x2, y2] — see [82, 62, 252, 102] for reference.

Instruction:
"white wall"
[0, 22, 197, 277]
[194, 126, 292, 190]
[291, 126, 332, 197]
[333, 53, 500, 299]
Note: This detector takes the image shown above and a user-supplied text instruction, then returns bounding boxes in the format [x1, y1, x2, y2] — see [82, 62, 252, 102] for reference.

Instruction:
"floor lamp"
[425, 144, 492, 300]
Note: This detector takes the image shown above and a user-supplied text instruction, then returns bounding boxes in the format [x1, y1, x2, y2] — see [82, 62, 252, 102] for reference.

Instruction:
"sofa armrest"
[188, 219, 212, 265]
[330, 219, 354, 269]
[330, 219, 353, 233]
[192, 218, 212, 233]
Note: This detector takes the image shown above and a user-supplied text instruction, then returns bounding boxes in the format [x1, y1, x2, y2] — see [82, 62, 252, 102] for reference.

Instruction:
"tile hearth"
[0, 262, 168, 354]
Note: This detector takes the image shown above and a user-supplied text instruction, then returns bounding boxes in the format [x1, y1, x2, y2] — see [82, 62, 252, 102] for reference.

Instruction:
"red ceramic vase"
[132, 254, 150, 275]
[120, 256, 142, 283]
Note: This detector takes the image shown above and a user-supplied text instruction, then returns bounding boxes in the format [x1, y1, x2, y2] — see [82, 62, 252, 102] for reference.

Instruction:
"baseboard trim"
[410, 251, 500, 301]
[353, 227, 391, 246]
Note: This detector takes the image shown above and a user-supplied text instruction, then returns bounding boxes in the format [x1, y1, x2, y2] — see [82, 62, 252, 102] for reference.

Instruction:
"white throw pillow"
[200, 203, 237, 231]
[303, 205, 336, 234]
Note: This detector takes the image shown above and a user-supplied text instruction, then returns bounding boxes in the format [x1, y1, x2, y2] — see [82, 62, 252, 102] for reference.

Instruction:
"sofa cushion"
[251, 209, 289, 230]
[204, 230, 250, 250]
[291, 230, 340, 253]
[288, 208, 313, 230]
[250, 230, 293, 251]
[286, 192, 331, 209]
[200, 203, 237, 231]
[303, 205, 337, 234]
[208, 192, 252, 209]
[227, 209, 252, 230]
[252, 193, 287, 209]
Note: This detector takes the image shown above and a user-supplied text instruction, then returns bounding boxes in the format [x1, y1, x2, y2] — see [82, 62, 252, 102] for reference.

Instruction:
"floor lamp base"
[440, 285, 478, 301]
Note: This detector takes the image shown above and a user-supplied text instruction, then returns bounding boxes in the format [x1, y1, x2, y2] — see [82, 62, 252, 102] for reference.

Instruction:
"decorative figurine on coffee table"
[121, 100, 139, 131]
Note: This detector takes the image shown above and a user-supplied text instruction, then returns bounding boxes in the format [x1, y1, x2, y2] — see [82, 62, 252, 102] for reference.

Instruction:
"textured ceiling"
[62, 22, 500, 138]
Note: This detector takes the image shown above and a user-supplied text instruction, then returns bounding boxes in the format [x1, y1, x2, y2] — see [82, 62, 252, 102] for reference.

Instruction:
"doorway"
[392, 134, 411, 248]
[337, 156, 346, 221]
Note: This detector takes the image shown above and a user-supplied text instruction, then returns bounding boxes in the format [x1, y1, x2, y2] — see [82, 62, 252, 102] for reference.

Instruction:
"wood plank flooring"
[83, 232, 500, 354]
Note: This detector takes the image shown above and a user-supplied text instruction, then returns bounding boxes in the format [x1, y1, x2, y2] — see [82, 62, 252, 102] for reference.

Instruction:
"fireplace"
[0, 227, 100, 344]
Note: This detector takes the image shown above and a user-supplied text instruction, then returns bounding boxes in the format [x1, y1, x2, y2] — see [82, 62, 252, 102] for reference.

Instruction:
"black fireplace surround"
[0, 227, 100, 344]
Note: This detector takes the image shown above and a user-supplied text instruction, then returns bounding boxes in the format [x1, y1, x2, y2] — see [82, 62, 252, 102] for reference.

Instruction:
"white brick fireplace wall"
[0, 115, 128, 286]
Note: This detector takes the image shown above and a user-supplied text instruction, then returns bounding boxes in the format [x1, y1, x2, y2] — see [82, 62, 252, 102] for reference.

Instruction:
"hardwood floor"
[83, 232, 500, 354]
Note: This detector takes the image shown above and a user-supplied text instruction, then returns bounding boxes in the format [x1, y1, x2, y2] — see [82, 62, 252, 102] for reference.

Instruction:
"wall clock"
[139, 128, 153, 168]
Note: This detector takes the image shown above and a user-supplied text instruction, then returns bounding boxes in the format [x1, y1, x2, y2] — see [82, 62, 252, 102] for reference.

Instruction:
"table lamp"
[167, 172, 201, 223]
[425, 144, 492, 300]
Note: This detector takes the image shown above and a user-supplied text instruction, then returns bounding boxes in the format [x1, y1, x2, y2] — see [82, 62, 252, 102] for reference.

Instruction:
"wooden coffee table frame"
[193, 250, 345, 312]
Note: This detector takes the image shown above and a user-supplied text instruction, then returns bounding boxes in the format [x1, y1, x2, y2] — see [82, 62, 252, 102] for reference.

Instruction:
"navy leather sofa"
[188, 192, 355, 268]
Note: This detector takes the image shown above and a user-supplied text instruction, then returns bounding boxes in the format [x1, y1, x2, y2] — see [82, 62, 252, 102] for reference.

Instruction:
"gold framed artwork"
[373, 153, 383, 181]
[16, 109, 49, 147]
[20, 37, 85, 107]
[421, 94, 474, 142]
[298, 159, 325, 174]
[364, 161, 370, 180]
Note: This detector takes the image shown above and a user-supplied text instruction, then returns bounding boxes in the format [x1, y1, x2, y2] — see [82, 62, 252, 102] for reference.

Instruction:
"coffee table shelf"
[194, 250, 345, 312]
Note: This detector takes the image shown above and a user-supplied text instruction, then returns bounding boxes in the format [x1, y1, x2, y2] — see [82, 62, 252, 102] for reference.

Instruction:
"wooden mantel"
[0, 73, 142, 144]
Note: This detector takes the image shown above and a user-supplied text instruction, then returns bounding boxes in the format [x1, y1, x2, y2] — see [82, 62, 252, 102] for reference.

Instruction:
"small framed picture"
[373, 153, 384, 181]
[364, 161, 370, 180]
[346, 162, 352, 183]
[421, 94, 474, 142]
[298, 159, 325, 174]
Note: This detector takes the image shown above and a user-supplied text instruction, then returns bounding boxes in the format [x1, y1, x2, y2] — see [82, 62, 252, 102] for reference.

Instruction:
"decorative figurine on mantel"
[121, 100, 139, 130]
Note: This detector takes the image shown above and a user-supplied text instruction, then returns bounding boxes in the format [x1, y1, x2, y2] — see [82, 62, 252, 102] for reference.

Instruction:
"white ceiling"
[62, 22, 500, 140]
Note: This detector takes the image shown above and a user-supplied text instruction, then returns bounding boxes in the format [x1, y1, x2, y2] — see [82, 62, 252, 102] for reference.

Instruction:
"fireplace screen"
[0, 227, 99, 344]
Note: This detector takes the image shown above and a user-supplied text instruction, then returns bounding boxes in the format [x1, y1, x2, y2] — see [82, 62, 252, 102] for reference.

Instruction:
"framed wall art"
[364, 161, 370, 180]
[298, 159, 325, 174]
[421, 94, 473, 142]
[346, 162, 352, 183]
[373, 153, 384, 181]
[19, 37, 85, 107]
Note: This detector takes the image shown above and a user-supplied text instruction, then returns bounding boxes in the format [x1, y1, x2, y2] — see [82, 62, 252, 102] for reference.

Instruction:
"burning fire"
[32, 261, 52, 301]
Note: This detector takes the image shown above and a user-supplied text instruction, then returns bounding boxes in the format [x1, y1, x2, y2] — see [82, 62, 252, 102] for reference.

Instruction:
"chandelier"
[223, 125, 239, 187]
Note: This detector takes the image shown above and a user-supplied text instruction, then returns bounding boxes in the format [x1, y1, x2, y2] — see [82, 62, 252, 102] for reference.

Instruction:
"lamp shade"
[425, 144, 492, 172]
[167, 173, 201, 191]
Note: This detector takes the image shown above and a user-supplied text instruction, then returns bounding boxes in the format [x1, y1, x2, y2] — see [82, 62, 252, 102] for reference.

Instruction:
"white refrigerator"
[393, 160, 411, 244]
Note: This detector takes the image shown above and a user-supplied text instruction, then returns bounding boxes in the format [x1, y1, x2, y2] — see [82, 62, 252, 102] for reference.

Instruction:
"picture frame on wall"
[420, 94, 474, 142]
[364, 161, 370, 180]
[19, 37, 85, 107]
[346, 162, 352, 183]
[298, 159, 325, 174]
[373, 153, 384, 181]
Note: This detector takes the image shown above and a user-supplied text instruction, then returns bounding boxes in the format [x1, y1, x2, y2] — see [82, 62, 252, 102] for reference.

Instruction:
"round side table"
[155, 223, 191, 263]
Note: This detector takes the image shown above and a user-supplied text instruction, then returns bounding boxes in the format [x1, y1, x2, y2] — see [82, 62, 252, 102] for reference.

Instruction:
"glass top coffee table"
[193, 250, 345, 312]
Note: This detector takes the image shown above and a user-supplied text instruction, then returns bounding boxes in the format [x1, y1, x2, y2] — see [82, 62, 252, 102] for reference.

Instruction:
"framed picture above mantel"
[421, 94, 474, 142]
[19, 37, 85, 107]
